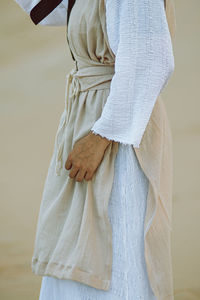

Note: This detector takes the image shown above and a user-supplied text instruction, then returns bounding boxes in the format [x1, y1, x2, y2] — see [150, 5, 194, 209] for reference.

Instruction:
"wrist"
[89, 130, 112, 146]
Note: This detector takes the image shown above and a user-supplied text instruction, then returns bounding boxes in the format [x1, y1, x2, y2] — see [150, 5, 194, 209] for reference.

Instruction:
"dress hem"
[31, 258, 111, 291]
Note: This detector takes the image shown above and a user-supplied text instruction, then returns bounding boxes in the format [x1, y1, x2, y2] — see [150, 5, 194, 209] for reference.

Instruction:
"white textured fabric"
[91, 0, 175, 146]
[14, 0, 174, 146]
[39, 144, 157, 300]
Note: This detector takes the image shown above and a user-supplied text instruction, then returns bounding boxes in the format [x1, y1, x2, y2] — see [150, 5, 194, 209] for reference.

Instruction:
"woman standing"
[14, 0, 176, 299]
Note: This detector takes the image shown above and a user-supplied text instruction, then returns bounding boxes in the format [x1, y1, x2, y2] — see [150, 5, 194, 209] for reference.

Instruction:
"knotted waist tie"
[55, 63, 115, 176]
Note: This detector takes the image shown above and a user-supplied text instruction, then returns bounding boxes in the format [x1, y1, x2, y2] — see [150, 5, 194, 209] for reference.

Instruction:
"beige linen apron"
[31, 0, 176, 299]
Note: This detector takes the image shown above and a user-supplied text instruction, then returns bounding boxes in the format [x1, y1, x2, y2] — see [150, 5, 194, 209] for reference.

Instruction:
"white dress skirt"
[38, 144, 157, 300]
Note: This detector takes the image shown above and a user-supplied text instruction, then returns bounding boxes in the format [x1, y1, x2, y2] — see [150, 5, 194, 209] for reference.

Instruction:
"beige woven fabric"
[31, 0, 176, 299]
[134, 1, 176, 299]
[165, 0, 177, 41]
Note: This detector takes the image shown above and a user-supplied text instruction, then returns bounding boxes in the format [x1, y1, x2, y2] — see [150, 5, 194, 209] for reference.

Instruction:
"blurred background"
[0, 0, 199, 299]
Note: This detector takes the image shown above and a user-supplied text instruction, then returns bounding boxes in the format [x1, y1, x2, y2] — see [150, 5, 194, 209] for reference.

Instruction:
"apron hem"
[32, 258, 111, 291]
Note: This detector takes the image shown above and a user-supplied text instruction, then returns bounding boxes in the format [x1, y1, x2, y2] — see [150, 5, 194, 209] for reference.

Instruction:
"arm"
[14, 0, 68, 26]
[90, 0, 175, 147]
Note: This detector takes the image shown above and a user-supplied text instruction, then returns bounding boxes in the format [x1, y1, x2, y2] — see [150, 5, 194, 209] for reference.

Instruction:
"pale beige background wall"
[0, 0, 199, 299]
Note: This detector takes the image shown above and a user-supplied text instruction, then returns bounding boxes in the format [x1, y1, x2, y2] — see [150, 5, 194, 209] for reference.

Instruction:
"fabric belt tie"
[55, 63, 115, 176]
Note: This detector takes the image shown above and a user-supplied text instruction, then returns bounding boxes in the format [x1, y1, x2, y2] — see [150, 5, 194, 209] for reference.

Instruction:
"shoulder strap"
[30, 0, 63, 25]
[30, 0, 76, 26]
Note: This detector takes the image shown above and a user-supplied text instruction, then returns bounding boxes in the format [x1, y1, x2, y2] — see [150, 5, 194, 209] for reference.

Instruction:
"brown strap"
[30, 0, 63, 25]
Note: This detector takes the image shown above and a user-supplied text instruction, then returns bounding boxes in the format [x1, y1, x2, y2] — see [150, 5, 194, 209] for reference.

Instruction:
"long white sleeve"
[14, 0, 68, 26]
[90, 0, 175, 147]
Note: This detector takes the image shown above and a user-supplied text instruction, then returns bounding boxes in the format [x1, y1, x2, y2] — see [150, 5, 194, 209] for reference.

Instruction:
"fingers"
[84, 170, 93, 181]
[66, 161, 94, 182]
[69, 166, 94, 182]
[69, 164, 79, 179]
[65, 150, 96, 182]
[75, 169, 87, 182]
[65, 156, 72, 170]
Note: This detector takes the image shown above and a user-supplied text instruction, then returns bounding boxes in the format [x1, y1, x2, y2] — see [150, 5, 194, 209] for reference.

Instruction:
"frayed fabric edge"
[89, 129, 141, 148]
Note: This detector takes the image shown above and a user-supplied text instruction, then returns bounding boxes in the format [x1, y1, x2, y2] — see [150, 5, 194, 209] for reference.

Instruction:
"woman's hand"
[65, 131, 112, 182]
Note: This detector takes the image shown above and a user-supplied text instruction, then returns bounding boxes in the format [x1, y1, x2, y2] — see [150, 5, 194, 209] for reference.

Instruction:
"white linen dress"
[37, 0, 163, 299]
[14, 0, 175, 298]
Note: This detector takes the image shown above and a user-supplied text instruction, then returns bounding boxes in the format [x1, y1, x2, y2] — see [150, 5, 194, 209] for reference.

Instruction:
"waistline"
[71, 63, 115, 91]
[54, 63, 115, 176]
